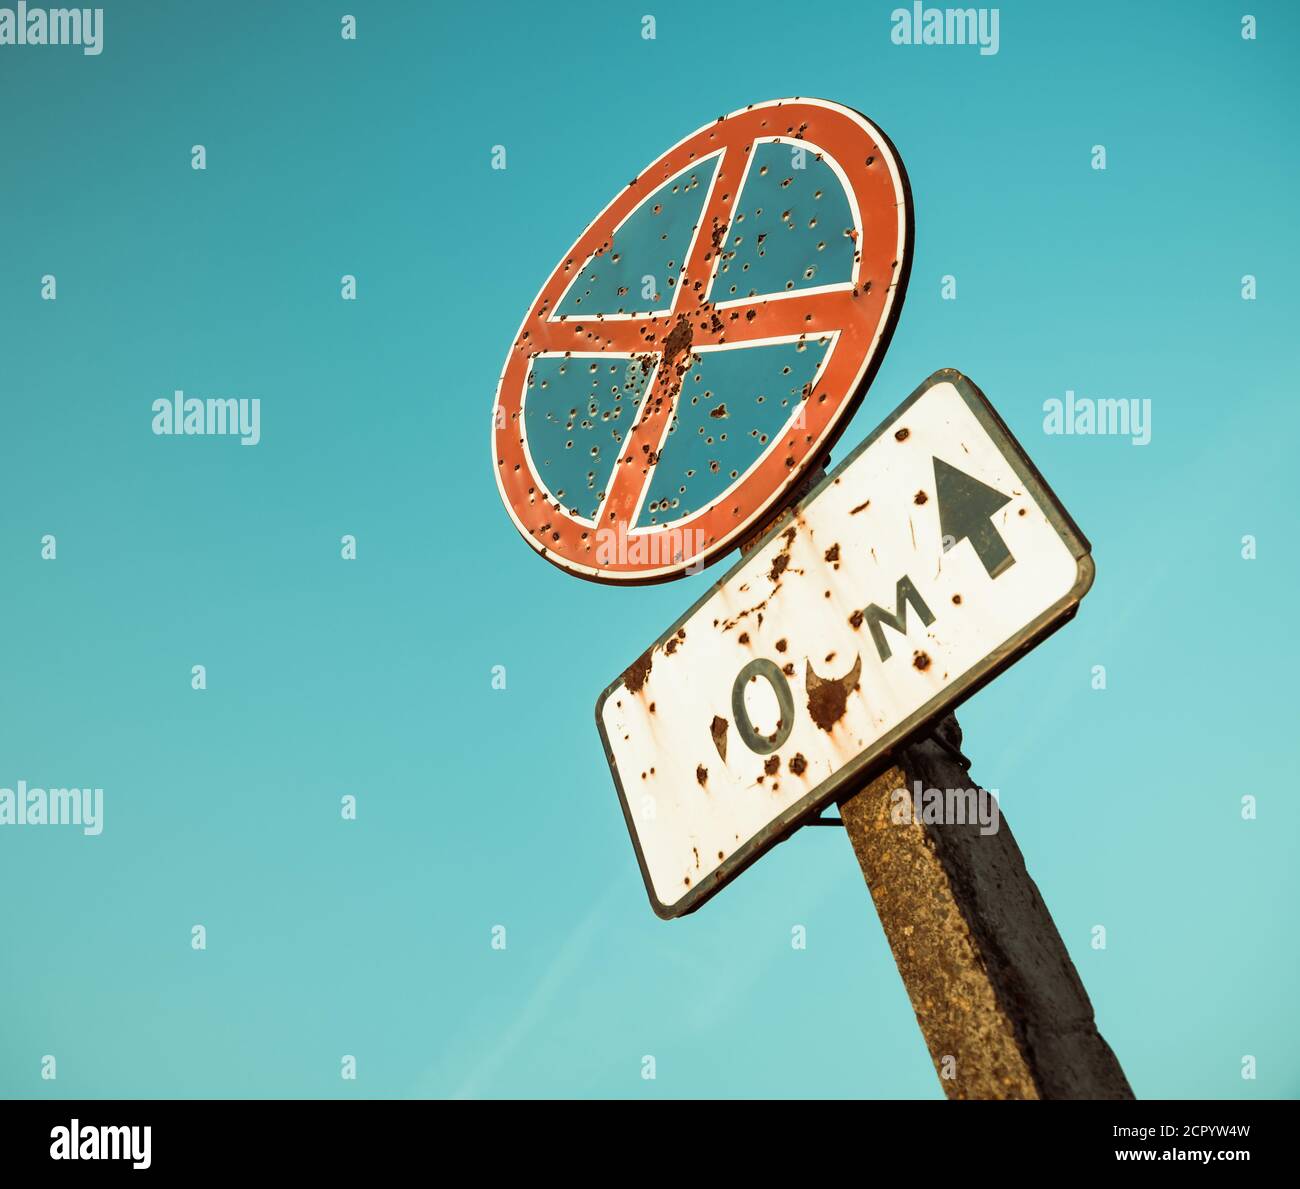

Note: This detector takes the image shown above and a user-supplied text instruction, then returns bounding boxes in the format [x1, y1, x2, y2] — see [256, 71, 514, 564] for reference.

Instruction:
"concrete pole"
[837, 713, 1134, 1099]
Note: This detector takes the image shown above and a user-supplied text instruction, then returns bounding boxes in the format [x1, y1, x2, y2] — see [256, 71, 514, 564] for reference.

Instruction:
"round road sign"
[491, 97, 912, 583]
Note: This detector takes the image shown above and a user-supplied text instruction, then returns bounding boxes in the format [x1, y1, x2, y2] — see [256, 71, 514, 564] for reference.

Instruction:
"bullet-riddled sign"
[596, 370, 1094, 918]
[490, 98, 911, 584]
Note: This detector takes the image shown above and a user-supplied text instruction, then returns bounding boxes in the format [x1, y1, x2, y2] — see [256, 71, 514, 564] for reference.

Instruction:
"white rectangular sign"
[595, 370, 1093, 918]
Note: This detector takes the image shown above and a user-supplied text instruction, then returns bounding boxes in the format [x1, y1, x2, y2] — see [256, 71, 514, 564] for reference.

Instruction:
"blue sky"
[1, 1, 1296, 1098]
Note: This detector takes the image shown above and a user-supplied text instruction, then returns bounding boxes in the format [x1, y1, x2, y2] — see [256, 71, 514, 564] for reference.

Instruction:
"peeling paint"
[710, 715, 729, 761]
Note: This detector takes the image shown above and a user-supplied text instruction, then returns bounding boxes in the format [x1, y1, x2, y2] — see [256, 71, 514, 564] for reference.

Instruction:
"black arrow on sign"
[932, 457, 1016, 579]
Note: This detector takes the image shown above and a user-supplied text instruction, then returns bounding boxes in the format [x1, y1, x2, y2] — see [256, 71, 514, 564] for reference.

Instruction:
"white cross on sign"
[595, 370, 1093, 918]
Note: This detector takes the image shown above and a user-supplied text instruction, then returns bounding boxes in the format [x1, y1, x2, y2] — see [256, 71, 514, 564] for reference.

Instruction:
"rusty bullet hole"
[789, 754, 807, 776]
[913, 651, 931, 671]
[850, 500, 870, 514]
[696, 764, 708, 787]
[824, 543, 840, 563]
[952, 594, 962, 605]
[848, 609, 865, 630]
[764, 756, 780, 776]
[914, 490, 928, 505]
[775, 638, 788, 653]
[738, 631, 750, 645]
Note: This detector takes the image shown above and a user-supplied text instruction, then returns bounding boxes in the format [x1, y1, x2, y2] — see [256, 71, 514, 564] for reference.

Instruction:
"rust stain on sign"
[767, 525, 798, 584]
[623, 649, 653, 693]
[806, 654, 863, 731]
